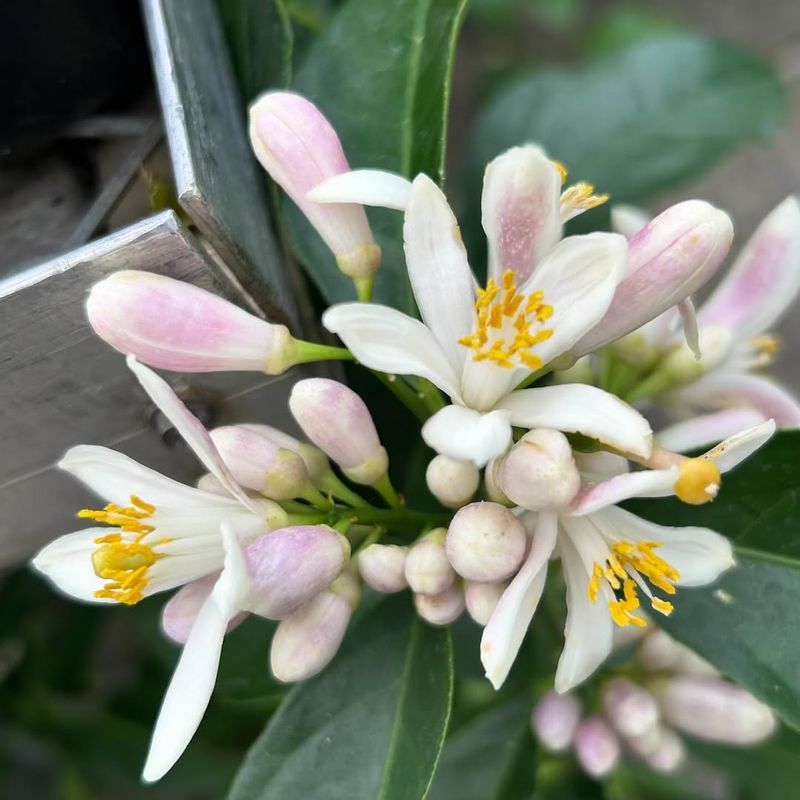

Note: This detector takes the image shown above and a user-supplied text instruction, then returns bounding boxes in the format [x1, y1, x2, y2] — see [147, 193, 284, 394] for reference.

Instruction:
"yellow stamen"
[458, 269, 554, 369]
[560, 181, 609, 215]
[673, 458, 721, 506]
[551, 160, 568, 184]
[589, 540, 681, 627]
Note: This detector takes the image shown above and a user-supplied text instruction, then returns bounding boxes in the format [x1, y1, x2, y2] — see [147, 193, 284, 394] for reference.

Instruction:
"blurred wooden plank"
[143, 0, 299, 326]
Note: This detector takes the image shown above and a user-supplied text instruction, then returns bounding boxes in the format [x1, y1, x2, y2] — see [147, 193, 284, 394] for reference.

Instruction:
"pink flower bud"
[499, 430, 580, 511]
[245, 526, 349, 619]
[358, 544, 408, 593]
[638, 629, 718, 677]
[603, 678, 659, 738]
[270, 590, 352, 683]
[195, 473, 230, 496]
[574, 201, 733, 355]
[446, 502, 527, 582]
[86, 271, 294, 373]
[289, 378, 388, 485]
[241, 423, 330, 485]
[531, 690, 582, 752]
[161, 575, 246, 644]
[660, 676, 776, 745]
[405, 529, 455, 595]
[574, 716, 621, 779]
[634, 726, 686, 773]
[464, 580, 507, 626]
[425, 455, 480, 508]
[484, 458, 513, 506]
[414, 583, 465, 626]
[249, 92, 380, 280]
[210, 425, 310, 500]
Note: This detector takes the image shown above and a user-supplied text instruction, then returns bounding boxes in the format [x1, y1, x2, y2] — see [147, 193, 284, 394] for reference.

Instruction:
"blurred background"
[0, 0, 797, 797]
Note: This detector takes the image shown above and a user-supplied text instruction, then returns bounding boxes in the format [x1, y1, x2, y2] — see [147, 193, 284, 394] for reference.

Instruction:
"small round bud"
[445, 502, 526, 582]
[499, 429, 581, 511]
[161, 575, 246, 644]
[484, 458, 512, 506]
[358, 544, 408, 593]
[414, 583, 465, 626]
[673, 457, 721, 505]
[405, 529, 455, 595]
[464, 580, 507, 626]
[637, 629, 718, 676]
[637, 726, 686, 773]
[531, 690, 582, 752]
[574, 716, 621, 779]
[196, 473, 230, 496]
[240, 423, 330, 485]
[603, 678, 659, 739]
[425, 455, 480, 508]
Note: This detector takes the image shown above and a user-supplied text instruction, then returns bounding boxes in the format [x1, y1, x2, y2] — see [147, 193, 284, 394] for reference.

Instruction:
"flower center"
[588, 540, 680, 628]
[748, 333, 780, 367]
[78, 495, 169, 605]
[458, 269, 554, 369]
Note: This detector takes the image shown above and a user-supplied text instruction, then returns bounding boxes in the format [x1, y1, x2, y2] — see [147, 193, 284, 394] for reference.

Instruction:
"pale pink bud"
[531, 690, 582, 752]
[358, 544, 408, 593]
[638, 629, 718, 677]
[249, 91, 380, 280]
[210, 425, 310, 500]
[464, 580, 507, 626]
[195, 473, 230, 496]
[161, 575, 246, 644]
[446, 502, 527, 582]
[484, 458, 513, 506]
[87, 271, 293, 373]
[574, 201, 733, 355]
[241, 423, 330, 485]
[499, 429, 581, 511]
[414, 583, 465, 626]
[603, 678, 659, 738]
[245, 526, 349, 619]
[289, 378, 388, 485]
[405, 529, 455, 595]
[637, 726, 686, 773]
[660, 676, 776, 745]
[425, 455, 480, 508]
[574, 716, 621, 779]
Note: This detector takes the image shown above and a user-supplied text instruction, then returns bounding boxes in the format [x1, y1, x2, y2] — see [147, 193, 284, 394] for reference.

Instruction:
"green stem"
[372, 371, 430, 422]
[286, 505, 450, 530]
[318, 470, 369, 507]
[291, 340, 355, 365]
[297, 484, 334, 510]
[411, 376, 446, 414]
[372, 473, 403, 508]
[515, 365, 552, 391]
[354, 275, 374, 302]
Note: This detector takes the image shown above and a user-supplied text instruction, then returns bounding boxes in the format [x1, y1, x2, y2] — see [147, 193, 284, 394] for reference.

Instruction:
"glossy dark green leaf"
[469, 35, 786, 206]
[284, 0, 469, 309]
[625, 431, 800, 728]
[428, 700, 536, 800]
[228, 596, 453, 800]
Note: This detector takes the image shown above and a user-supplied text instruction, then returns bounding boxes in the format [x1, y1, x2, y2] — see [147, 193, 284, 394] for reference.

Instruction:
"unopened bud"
[358, 544, 408, 593]
[638, 629, 718, 677]
[425, 455, 480, 508]
[484, 458, 513, 506]
[635, 726, 686, 773]
[249, 92, 380, 284]
[289, 378, 388, 485]
[87, 271, 294, 373]
[659, 324, 733, 385]
[531, 690, 582, 752]
[405, 529, 455, 595]
[196, 473, 230, 496]
[414, 583, 465, 626]
[574, 716, 621, 779]
[659, 676, 776, 745]
[603, 677, 659, 738]
[446, 502, 527, 582]
[270, 590, 352, 683]
[464, 580, 507, 626]
[210, 425, 311, 500]
[499, 429, 580, 511]
[245, 526, 349, 619]
[161, 575, 245, 644]
[240, 423, 330, 485]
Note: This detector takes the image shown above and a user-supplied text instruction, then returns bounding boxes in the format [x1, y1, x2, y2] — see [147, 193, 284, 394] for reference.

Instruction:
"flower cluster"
[30, 91, 799, 782]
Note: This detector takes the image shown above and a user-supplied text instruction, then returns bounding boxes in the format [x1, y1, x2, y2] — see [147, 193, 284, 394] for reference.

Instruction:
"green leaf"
[468, 35, 786, 207]
[284, 0, 469, 309]
[228, 596, 453, 800]
[428, 700, 536, 800]
[625, 431, 800, 729]
[583, 8, 684, 58]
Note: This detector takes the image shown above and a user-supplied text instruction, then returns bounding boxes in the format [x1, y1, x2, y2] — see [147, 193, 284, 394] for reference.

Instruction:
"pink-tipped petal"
[657, 408, 767, 453]
[568, 467, 679, 516]
[307, 169, 412, 210]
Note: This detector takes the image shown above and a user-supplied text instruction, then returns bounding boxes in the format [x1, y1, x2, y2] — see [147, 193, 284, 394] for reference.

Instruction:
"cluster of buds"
[531, 628, 776, 781]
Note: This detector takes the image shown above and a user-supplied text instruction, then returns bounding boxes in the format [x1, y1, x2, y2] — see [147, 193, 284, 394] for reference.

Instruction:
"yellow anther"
[674, 458, 721, 505]
[560, 182, 609, 215]
[652, 598, 675, 616]
[551, 160, 568, 184]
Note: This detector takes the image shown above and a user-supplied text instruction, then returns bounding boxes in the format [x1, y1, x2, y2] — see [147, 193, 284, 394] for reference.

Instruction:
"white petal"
[610, 204, 651, 239]
[127, 357, 257, 512]
[403, 174, 476, 369]
[700, 196, 800, 337]
[573, 451, 629, 483]
[481, 512, 558, 689]
[322, 303, 463, 401]
[481, 145, 563, 285]
[497, 384, 653, 459]
[521, 232, 627, 364]
[657, 409, 767, 453]
[555, 524, 614, 692]
[601, 506, 734, 586]
[701, 419, 777, 473]
[31, 528, 115, 603]
[306, 169, 412, 210]
[421, 405, 512, 467]
[568, 467, 679, 516]
[677, 298, 700, 358]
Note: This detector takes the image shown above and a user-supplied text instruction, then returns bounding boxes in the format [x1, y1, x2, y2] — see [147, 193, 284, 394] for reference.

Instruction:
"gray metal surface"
[0, 211, 298, 568]
[143, 0, 298, 326]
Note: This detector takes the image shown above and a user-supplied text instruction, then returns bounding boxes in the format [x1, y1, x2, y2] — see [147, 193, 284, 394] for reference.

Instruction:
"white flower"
[480, 420, 775, 693]
[320, 146, 652, 466]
